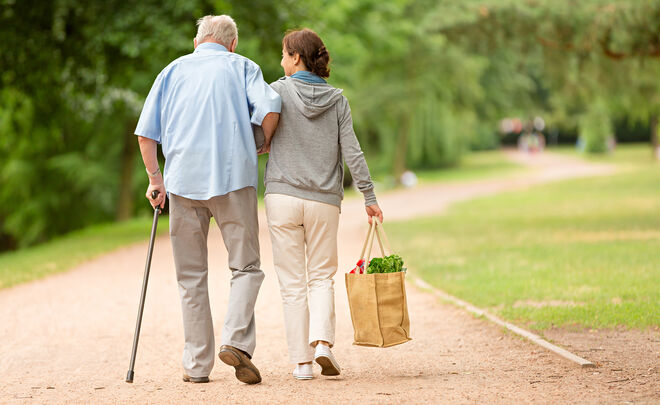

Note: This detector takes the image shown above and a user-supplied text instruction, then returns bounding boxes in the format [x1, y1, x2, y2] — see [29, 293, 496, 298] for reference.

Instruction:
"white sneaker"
[293, 363, 314, 380]
[314, 344, 341, 376]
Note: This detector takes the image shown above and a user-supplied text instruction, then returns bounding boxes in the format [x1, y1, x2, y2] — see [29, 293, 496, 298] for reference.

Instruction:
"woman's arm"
[261, 112, 280, 148]
[338, 98, 383, 223]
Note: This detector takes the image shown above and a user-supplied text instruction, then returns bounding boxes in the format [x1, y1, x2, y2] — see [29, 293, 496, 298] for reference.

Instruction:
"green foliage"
[468, 124, 500, 151]
[0, 1, 195, 248]
[367, 254, 405, 274]
[316, 0, 485, 173]
[0, 0, 311, 250]
[579, 106, 613, 153]
[2, 0, 660, 252]
[431, 0, 660, 146]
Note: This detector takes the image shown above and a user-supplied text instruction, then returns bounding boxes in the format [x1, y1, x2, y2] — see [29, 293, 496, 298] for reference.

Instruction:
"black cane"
[126, 190, 162, 383]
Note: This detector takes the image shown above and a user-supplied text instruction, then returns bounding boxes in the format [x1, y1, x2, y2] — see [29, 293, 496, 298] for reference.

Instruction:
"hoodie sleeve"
[338, 97, 378, 206]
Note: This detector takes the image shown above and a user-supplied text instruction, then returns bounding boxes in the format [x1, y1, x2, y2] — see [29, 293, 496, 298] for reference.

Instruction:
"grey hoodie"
[264, 76, 377, 208]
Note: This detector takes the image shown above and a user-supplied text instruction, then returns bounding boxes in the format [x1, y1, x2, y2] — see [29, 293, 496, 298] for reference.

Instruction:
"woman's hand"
[366, 204, 383, 224]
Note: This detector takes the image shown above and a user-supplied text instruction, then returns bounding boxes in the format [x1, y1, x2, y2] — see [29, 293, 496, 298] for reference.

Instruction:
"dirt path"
[1, 151, 658, 404]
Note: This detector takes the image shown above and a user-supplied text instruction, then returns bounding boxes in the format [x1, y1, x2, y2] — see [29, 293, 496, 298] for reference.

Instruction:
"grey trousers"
[169, 187, 264, 378]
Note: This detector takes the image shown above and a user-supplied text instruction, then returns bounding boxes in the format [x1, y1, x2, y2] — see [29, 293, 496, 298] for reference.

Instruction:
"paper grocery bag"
[345, 218, 411, 347]
[345, 271, 411, 347]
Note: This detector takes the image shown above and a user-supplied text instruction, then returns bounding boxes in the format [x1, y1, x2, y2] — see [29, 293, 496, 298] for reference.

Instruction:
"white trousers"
[265, 193, 340, 364]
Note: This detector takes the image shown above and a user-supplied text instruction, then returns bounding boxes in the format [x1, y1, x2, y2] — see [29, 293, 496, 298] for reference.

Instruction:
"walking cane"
[126, 190, 162, 383]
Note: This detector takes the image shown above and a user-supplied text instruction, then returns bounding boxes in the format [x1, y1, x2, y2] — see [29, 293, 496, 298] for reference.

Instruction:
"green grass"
[389, 144, 660, 329]
[0, 216, 169, 289]
[550, 143, 656, 165]
[364, 149, 524, 193]
[414, 150, 522, 184]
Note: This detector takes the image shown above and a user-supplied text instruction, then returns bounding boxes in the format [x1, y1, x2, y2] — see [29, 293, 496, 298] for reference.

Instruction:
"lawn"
[552, 143, 656, 166]
[0, 216, 168, 289]
[388, 144, 660, 329]
[414, 150, 522, 184]
[356, 149, 525, 195]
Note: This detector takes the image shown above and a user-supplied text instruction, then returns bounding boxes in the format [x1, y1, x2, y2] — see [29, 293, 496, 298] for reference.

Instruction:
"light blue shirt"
[135, 43, 281, 200]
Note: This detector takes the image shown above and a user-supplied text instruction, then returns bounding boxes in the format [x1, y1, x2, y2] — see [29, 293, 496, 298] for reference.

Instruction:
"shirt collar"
[194, 42, 228, 53]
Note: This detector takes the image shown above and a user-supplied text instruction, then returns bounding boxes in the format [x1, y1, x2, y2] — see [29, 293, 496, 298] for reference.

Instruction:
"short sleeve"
[134, 71, 165, 143]
[245, 62, 281, 126]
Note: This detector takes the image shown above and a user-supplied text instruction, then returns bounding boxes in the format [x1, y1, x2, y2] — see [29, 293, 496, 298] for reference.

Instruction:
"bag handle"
[364, 218, 387, 266]
[359, 219, 376, 262]
[373, 217, 392, 256]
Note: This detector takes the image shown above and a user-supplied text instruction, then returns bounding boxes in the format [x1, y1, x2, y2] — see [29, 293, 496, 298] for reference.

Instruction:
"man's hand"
[138, 136, 166, 210]
[146, 173, 166, 209]
[257, 142, 271, 155]
[366, 204, 383, 224]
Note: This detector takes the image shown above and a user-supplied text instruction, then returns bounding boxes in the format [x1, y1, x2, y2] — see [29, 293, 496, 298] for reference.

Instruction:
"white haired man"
[135, 15, 280, 384]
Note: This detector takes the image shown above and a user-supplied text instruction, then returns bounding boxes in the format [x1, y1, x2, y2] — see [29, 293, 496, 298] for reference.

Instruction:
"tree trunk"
[116, 120, 137, 221]
[651, 114, 658, 160]
[393, 115, 409, 182]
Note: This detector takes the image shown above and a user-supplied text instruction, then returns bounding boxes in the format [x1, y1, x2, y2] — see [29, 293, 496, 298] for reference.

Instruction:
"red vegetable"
[349, 259, 367, 274]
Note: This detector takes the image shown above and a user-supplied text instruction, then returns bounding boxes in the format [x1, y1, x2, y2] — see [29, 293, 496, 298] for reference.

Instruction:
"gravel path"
[1, 151, 658, 404]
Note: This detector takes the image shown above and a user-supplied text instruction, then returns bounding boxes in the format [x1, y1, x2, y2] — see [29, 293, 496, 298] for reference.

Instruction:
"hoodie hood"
[280, 76, 344, 119]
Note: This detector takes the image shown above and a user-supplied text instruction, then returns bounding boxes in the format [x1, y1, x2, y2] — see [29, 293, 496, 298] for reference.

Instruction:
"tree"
[428, 0, 660, 153]
[2, 0, 659, 251]
[0, 0, 312, 250]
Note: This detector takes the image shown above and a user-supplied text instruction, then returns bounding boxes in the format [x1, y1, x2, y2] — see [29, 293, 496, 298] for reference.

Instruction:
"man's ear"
[229, 37, 237, 53]
[293, 53, 301, 66]
[193, 37, 198, 49]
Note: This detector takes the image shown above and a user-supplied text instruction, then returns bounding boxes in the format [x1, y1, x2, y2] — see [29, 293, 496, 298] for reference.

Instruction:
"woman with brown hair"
[264, 28, 383, 380]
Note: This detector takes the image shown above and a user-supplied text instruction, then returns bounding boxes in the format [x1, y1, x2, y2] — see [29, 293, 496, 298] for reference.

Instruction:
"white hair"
[195, 15, 238, 47]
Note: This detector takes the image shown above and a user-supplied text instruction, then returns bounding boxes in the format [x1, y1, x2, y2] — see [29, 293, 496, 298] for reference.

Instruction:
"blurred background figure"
[400, 171, 418, 188]
[515, 118, 545, 154]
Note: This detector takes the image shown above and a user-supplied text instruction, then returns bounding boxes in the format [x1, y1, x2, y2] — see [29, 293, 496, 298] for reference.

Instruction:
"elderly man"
[135, 15, 280, 385]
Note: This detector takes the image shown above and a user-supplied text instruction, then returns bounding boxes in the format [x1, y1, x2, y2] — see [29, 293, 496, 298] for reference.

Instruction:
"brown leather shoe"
[218, 345, 262, 384]
[182, 374, 209, 383]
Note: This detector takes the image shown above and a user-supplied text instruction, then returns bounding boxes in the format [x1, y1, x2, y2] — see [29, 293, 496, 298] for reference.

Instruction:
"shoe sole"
[182, 376, 209, 383]
[315, 355, 341, 376]
[218, 349, 262, 384]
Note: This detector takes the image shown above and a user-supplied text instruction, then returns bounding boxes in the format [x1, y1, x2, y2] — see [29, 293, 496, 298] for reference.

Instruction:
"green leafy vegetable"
[367, 254, 405, 274]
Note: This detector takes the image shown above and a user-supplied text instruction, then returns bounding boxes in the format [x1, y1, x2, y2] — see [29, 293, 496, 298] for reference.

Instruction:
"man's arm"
[138, 136, 166, 209]
[134, 70, 167, 208]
